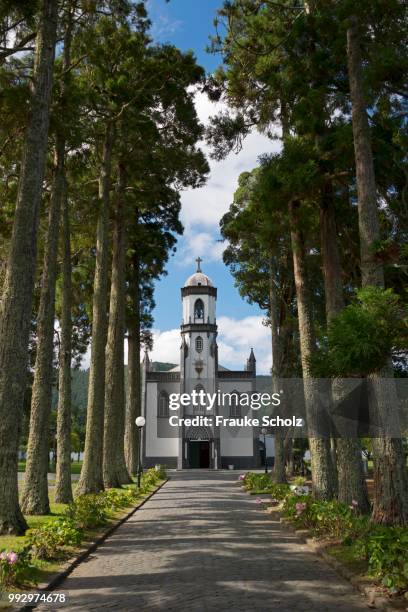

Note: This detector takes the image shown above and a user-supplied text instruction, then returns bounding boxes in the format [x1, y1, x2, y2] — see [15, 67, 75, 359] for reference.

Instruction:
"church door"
[188, 441, 210, 468]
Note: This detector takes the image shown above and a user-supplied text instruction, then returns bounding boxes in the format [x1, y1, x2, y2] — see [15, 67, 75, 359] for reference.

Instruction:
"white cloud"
[218, 315, 272, 374]
[150, 14, 183, 39]
[175, 91, 281, 267]
[147, 0, 183, 39]
[176, 230, 225, 266]
[149, 328, 181, 364]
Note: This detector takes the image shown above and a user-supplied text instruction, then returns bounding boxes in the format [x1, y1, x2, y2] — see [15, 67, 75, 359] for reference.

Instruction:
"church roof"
[168, 364, 229, 373]
[184, 271, 213, 287]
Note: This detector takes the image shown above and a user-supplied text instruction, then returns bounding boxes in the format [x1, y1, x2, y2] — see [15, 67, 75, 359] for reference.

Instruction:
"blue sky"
[143, 0, 281, 373]
[147, 0, 222, 72]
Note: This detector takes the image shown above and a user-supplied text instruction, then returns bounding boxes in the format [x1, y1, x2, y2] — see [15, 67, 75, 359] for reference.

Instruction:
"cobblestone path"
[37, 471, 369, 611]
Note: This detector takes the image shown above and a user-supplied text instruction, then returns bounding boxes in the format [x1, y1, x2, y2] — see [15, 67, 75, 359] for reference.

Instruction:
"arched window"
[195, 336, 203, 353]
[158, 391, 169, 418]
[229, 391, 241, 418]
[194, 298, 204, 320]
[193, 384, 206, 414]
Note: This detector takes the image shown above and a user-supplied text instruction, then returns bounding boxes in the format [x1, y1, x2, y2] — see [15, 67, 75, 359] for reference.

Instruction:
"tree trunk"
[21, 135, 66, 515]
[103, 162, 131, 487]
[284, 437, 294, 477]
[124, 255, 141, 476]
[289, 200, 336, 500]
[21, 0, 76, 515]
[347, 16, 408, 524]
[76, 123, 114, 496]
[268, 257, 286, 484]
[54, 3, 74, 505]
[54, 190, 73, 504]
[320, 194, 369, 511]
[0, 0, 57, 535]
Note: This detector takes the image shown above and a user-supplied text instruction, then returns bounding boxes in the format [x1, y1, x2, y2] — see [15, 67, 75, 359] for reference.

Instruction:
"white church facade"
[141, 261, 261, 469]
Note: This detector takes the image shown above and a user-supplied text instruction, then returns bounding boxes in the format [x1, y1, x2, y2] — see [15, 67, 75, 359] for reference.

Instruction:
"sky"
[140, 0, 281, 374]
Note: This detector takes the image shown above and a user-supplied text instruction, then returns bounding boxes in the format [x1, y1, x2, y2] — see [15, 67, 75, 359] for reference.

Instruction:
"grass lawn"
[18, 461, 83, 475]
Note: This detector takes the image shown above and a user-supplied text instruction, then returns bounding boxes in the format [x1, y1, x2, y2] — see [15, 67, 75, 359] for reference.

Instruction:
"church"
[141, 260, 261, 470]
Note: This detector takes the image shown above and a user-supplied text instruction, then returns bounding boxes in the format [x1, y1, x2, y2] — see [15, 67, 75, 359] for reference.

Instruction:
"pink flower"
[238, 474, 246, 481]
[7, 552, 18, 565]
[295, 502, 306, 515]
[0, 552, 7, 561]
[351, 499, 358, 507]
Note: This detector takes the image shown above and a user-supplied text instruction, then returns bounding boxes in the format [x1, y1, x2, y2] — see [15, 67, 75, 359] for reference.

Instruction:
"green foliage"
[291, 476, 307, 486]
[243, 472, 272, 490]
[283, 495, 362, 539]
[64, 495, 110, 530]
[310, 287, 407, 376]
[356, 526, 408, 592]
[242, 472, 290, 499]
[102, 488, 137, 511]
[27, 517, 83, 560]
[138, 467, 161, 493]
[154, 464, 167, 480]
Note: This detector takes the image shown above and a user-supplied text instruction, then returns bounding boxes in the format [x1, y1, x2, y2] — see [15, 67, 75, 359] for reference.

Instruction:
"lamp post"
[261, 427, 268, 474]
[135, 416, 146, 488]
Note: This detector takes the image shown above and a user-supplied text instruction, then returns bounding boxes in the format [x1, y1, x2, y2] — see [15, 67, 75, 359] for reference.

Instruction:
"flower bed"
[239, 471, 408, 596]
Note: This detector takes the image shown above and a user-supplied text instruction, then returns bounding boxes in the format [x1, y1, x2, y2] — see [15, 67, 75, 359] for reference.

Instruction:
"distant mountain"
[66, 367, 272, 414]
[152, 362, 177, 371]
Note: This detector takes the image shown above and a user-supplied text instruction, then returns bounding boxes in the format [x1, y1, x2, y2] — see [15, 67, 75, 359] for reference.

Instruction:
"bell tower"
[180, 258, 218, 385]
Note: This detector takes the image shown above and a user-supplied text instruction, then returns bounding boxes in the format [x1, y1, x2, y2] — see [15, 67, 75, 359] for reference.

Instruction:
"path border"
[20, 478, 168, 611]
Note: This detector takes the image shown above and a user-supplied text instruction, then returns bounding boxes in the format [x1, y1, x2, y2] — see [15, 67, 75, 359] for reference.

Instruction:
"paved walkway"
[37, 472, 368, 611]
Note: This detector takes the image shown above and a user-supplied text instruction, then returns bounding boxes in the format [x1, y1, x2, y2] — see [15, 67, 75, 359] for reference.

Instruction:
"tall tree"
[76, 120, 114, 495]
[21, 2, 76, 514]
[220, 169, 297, 483]
[103, 160, 130, 487]
[0, 0, 57, 534]
[346, 12, 408, 524]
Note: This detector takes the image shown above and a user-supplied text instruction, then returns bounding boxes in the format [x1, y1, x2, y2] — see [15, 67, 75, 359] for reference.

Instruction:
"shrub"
[241, 472, 290, 500]
[102, 488, 137, 510]
[291, 476, 307, 486]
[139, 468, 160, 493]
[356, 526, 408, 592]
[154, 464, 167, 479]
[282, 495, 360, 539]
[65, 494, 110, 530]
[27, 518, 82, 560]
[242, 472, 273, 491]
[0, 548, 34, 587]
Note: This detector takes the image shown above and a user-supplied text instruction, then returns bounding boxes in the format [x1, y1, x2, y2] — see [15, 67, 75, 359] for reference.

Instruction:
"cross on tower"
[195, 256, 202, 273]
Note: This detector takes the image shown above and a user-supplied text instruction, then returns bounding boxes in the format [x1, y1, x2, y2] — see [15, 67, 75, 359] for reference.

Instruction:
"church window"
[158, 391, 169, 418]
[193, 384, 205, 414]
[229, 391, 241, 418]
[195, 336, 203, 353]
[194, 298, 204, 320]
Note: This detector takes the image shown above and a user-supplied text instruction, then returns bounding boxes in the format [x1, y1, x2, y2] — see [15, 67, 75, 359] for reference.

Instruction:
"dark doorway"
[188, 441, 210, 468]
